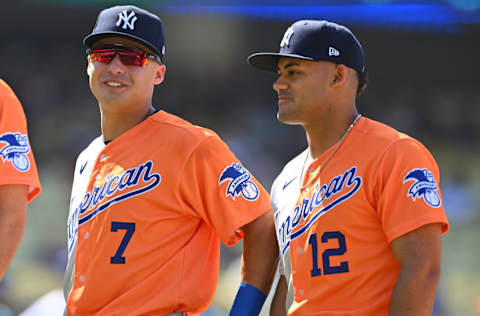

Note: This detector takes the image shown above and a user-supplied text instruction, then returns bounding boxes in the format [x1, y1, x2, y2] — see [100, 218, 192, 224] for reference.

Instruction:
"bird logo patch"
[0, 132, 30, 171]
[403, 168, 441, 208]
[219, 163, 259, 201]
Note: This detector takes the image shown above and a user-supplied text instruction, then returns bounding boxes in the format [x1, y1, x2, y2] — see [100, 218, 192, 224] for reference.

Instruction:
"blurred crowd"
[0, 2, 479, 315]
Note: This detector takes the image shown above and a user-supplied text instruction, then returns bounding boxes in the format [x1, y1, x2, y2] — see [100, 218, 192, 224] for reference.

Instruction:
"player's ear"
[153, 64, 166, 85]
[331, 64, 348, 88]
[87, 58, 94, 76]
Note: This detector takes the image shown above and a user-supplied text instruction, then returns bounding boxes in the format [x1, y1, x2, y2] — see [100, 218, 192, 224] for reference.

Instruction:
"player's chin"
[95, 90, 128, 107]
[277, 111, 301, 125]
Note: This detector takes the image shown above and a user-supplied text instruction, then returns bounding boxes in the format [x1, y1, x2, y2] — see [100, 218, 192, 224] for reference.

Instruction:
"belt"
[167, 313, 188, 316]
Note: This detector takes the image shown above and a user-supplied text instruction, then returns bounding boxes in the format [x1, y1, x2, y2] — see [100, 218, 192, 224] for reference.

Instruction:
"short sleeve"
[375, 138, 449, 242]
[0, 87, 41, 202]
[278, 256, 285, 275]
[178, 136, 271, 246]
[270, 174, 281, 211]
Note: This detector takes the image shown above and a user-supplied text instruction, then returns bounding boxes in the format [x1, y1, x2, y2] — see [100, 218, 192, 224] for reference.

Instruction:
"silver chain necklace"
[300, 114, 362, 191]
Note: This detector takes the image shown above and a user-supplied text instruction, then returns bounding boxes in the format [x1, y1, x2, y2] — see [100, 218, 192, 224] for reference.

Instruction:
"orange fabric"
[286, 117, 448, 316]
[66, 111, 270, 315]
[0, 79, 41, 202]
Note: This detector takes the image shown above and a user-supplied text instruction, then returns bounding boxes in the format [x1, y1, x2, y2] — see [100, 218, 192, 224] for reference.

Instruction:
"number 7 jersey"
[64, 110, 271, 315]
[272, 117, 449, 316]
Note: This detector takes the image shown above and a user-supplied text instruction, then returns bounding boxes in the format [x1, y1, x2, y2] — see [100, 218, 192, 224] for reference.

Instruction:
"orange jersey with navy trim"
[0, 79, 41, 202]
[64, 110, 271, 316]
[272, 117, 448, 316]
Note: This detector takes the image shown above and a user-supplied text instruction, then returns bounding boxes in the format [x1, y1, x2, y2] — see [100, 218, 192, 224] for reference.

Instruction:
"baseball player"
[0, 78, 41, 280]
[247, 20, 449, 315]
[64, 5, 277, 316]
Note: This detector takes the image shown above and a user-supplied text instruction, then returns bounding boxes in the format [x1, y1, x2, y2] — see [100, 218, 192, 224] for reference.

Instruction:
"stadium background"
[1, 0, 479, 315]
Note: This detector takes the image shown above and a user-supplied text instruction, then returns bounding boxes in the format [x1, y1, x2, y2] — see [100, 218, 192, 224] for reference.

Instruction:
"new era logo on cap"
[329, 46, 340, 56]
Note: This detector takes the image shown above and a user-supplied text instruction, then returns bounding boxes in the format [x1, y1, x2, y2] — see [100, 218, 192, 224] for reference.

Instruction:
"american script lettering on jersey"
[67, 160, 161, 255]
[277, 166, 362, 256]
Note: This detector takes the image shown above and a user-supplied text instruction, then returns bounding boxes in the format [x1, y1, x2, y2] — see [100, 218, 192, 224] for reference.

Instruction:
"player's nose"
[273, 77, 288, 93]
[106, 55, 125, 75]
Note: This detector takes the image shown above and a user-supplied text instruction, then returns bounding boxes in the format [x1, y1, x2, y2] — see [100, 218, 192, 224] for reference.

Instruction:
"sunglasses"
[87, 44, 162, 67]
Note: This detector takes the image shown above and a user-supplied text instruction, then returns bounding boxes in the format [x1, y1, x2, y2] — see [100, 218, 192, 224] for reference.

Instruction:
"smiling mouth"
[105, 81, 124, 87]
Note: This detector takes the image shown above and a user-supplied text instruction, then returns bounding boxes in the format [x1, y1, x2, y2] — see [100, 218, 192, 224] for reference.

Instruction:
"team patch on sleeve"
[403, 168, 441, 208]
[219, 163, 259, 201]
[0, 132, 30, 171]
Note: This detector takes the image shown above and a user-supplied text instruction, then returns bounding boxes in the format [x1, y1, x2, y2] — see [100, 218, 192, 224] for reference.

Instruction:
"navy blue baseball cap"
[248, 20, 365, 74]
[84, 5, 165, 62]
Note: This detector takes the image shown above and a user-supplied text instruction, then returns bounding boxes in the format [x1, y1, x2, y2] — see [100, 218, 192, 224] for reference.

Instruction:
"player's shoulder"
[0, 79, 27, 127]
[356, 117, 406, 140]
[357, 117, 435, 163]
[357, 117, 428, 150]
[278, 149, 308, 179]
[270, 150, 306, 213]
[150, 110, 220, 143]
[76, 136, 104, 164]
[0, 79, 16, 98]
[271, 149, 307, 195]
[0, 79, 23, 111]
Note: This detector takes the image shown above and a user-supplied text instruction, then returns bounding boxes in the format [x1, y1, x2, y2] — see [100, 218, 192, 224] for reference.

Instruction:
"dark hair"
[356, 70, 368, 96]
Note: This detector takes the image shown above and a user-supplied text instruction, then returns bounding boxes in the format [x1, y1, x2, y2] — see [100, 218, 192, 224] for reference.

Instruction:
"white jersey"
[271, 149, 308, 311]
[64, 136, 104, 305]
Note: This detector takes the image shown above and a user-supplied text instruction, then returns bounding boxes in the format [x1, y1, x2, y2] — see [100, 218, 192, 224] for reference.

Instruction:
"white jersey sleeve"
[64, 136, 105, 303]
[271, 149, 308, 312]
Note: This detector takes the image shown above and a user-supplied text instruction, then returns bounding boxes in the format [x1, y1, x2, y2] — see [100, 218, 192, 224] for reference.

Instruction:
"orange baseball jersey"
[64, 110, 271, 316]
[0, 79, 41, 202]
[272, 117, 449, 316]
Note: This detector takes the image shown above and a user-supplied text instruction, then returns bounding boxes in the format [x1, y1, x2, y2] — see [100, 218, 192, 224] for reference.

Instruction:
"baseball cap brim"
[84, 32, 162, 57]
[247, 52, 314, 72]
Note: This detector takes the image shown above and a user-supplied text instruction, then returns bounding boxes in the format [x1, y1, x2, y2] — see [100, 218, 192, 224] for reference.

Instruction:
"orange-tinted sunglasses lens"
[88, 44, 149, 66]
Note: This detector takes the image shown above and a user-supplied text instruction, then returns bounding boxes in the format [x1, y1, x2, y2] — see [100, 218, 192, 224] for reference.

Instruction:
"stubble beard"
[277, 104, 304, 126]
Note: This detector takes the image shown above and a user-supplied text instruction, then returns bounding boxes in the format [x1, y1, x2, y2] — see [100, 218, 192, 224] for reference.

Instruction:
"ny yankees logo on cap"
[280, 27, 294, 48]
[116, 10, 137, 30]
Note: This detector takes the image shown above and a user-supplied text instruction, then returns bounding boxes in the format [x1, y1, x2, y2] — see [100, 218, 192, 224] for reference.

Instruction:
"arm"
[270, 274, 287, 316]
[0, 184, 28, 280]
[230, 209, 279, 315]
[240, 208, 279, 293]
[389, 222, 443, 316]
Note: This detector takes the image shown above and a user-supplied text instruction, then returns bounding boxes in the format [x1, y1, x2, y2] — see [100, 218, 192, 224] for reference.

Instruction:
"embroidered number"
[110, 221, 135, 264]
[309, 231, 349, 277]
[321, 231, 349, 274]
[309, 234, 322, 277]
